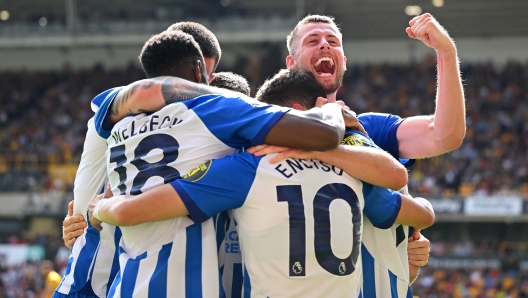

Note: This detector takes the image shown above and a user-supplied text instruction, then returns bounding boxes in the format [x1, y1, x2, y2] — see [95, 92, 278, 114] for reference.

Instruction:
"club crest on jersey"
[182, 160, 212, 182]
[341, 131, 375, 148]
[339, 262, 346, 275]
[292, 262, 303, 274]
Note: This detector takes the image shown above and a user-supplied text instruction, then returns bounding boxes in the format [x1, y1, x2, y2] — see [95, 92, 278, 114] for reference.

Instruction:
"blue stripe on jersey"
[148, 242, 172, 298]
[179, 94, 290, 149]
[72, 224, 100, 291]
[406, 286, 413, 298]
[106, 227, 122, 295]
[232, 263, 243, 298]
[358, 290, 362, 298]
[107, 269, 120, 298]
[361, 244, 376, 298]
[243, 266, 251, 298]
[362, 184, 402, 229]
[174, 182, 209, 224]
[121, 251, 147, 297]
[216, 212, 229, 253]
[388, 270, 399, 298]
[185, 224, 202, 298]
[92, 87, 123, 138]
[52, 291, 98, 298]
[251, 111, 286, 146]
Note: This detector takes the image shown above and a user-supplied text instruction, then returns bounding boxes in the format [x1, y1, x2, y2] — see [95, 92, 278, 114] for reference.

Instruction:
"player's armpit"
[265, 103, 345, 152]
[395, 195, 435, 229]
[109, 76, 239, 124]
[92, 184, 189, 227]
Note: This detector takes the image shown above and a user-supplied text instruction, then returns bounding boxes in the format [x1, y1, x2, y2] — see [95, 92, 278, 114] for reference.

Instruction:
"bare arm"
[247, 144, 408, 190]
[395, 194, 435, 229]
[108, 77, 358, 151]
[89, 184, 188, 228]
[398, 14, 465, 159]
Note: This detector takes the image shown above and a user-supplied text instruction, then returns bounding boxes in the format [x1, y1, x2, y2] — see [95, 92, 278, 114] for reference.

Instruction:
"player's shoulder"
[91, 87, 124, 113]
[183, 93, 271, 109]
[357, 112, 402, 123]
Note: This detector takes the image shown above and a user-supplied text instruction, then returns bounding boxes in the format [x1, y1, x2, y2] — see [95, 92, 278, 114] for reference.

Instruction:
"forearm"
[313, 145, 407, 190]
[434, 47, 466, 148]
[109, 77, 239, 123]
[396, 195, 435, 229]
[97, 184, 189, 226]
[264, 103, 344, 151]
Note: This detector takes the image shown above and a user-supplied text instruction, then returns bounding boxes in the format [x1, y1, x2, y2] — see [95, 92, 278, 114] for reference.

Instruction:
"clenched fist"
[406, 13, 456, 54]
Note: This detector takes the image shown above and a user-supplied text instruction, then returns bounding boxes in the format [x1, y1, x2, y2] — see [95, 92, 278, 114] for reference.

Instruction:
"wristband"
[92, 200, 105, 221]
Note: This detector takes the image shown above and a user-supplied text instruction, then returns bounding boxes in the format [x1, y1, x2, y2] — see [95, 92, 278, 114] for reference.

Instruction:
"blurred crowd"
[1, 58, 527, 198]
[411, 267, 528, 297]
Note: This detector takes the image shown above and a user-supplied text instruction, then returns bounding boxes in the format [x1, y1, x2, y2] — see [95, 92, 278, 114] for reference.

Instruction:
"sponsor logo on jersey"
[341, 131, 375, 148]
[182, 160, 212, 182]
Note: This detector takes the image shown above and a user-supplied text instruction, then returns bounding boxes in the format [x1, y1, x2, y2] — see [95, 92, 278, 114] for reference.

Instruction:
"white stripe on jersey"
[361, 218, 412, 297]
[107, 222, 220, 298]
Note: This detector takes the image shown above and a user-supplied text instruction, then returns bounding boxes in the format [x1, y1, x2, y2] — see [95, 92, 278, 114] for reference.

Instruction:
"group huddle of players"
[58, 12, 466, 298]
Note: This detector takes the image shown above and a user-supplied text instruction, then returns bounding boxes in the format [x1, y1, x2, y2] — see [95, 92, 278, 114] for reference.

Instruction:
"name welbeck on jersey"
[274, 159, 344, 178]
[111, 114, 183, 144]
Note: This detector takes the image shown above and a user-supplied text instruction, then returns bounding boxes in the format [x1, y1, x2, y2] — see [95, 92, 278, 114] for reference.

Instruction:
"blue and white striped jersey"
[57, 87, 124, 297]
[93, 92, 290, 297]
[171, 131, 403, 298]
[358, 113, 415, 298]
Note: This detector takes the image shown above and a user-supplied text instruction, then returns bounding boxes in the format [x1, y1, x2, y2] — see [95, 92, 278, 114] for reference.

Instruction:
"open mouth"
[313, 57, 335, 77]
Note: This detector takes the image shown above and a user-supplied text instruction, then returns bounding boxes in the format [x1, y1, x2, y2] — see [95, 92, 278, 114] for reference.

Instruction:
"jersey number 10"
[278, 184, 362, 277]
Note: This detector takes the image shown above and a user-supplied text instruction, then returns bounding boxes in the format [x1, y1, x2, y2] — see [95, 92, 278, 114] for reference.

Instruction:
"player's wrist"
[92, 199, 105, 221]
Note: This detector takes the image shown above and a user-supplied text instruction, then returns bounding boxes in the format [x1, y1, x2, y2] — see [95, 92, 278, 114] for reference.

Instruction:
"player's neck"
[325, 92, 337, 103]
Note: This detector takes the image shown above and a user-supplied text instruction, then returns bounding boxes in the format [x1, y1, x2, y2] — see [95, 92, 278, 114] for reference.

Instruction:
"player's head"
[139, 30, 209, 84]
[167, 22, 221, 77]
[256, 68, 326, 110]
[285, 15, 346, 97]
[210, 72, 251, 96]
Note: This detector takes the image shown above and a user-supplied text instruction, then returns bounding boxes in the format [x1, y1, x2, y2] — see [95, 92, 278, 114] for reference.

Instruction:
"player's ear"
[291, 103, 305, 111]
[194, 60, 209, 84]
[343, 55, 347, 71]
[286, 55, 296, 68]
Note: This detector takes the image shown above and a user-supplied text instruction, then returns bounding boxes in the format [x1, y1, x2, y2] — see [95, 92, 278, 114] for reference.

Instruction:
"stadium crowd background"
[1, 0, 528, 297]
[1, 58, 528, 297]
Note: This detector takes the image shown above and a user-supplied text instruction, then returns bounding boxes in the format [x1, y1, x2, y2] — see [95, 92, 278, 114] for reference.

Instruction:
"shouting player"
[281, 13, 464, 297]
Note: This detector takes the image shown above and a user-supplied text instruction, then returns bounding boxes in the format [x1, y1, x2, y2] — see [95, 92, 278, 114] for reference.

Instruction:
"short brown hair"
[286, 15, 341, 56]
[256, 68, 326, 109]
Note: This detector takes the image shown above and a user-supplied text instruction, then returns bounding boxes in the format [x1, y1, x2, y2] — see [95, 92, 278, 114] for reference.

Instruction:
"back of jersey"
[234, 155, 365, 297]
[98, 93, 289, 297]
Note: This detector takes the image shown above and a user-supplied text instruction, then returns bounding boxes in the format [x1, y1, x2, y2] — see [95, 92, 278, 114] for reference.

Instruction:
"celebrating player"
[57, 22, 225, 298]
[87, 69, 434, 297]
[281, 13, 464, 296]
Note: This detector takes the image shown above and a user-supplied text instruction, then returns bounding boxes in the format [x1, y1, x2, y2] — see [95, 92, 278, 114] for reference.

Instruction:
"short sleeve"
[93, 87, 124, 138]
[187, 95, 291, 148]
[362, 183, 402, 229]
[358, 113, 415, 168]
[171, 152, 262, 224]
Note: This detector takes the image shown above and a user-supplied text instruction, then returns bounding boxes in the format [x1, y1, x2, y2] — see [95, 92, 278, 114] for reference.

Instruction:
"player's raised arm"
[397, 14, 466, 158]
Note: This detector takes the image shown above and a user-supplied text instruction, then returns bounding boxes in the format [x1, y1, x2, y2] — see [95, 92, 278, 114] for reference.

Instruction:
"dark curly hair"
[167, 22, 221, 71]
[256, 68, 326, 109]
[210, 72, 251, 96]
[139, 30, 205, 79]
